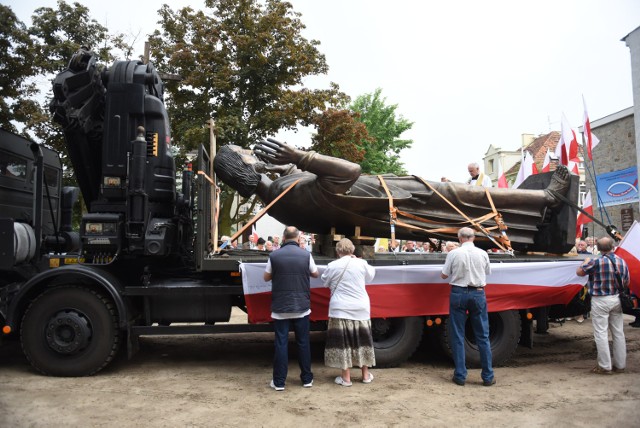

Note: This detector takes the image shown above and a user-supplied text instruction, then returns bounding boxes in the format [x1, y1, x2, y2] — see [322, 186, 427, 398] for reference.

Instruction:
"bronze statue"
[214, 139, 578, 253]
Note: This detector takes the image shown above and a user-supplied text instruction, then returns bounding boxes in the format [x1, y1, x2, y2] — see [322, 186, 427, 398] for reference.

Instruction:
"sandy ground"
[1, 311, 639, 428]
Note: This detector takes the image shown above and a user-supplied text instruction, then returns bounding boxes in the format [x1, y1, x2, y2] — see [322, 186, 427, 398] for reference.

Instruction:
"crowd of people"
[377, 239, 460, 253]
[220, 232, 315, 252]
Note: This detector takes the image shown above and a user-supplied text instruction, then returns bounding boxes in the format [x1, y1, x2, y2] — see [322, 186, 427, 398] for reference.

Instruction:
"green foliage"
[149, 0, 348, 152]
[1, 1, 134, 168]
[350, 88, 413, 175]
[0, 5, 36, 134]
[310, 109, 371, 164]
[149, 0, 348, 234]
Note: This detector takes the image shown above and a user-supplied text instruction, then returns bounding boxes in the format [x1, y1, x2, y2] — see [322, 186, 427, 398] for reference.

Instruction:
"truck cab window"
[0, 151, 27, 180]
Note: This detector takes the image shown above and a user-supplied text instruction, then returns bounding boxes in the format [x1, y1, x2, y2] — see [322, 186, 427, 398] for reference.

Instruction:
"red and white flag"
[497, 160, 508, 188]
[513, 151, 535, 188]
[542, 148, 552, 173]
[615, 220, 640, 295]
[555, 113, 580, 165]
[575, 190, 593, 239]
[568, 160, 580, 175]
[583, 96, 600, 161]
[240, 261, 586, 323]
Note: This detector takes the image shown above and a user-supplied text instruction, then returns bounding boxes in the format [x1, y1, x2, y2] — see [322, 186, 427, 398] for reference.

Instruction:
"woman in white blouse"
[322, 238, 376, 386]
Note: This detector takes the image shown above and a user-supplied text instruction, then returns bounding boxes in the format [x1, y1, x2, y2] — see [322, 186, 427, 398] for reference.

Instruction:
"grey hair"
[458, 227, 475, 239]
[596, 236, 613, 252]
[336, 238, 355, 256]
[283, 226, 299, 241]
[468, 162, 480, 169]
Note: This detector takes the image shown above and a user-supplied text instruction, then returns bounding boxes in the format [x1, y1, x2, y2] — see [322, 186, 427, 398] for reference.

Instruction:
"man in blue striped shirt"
[576, 237, 630, 374]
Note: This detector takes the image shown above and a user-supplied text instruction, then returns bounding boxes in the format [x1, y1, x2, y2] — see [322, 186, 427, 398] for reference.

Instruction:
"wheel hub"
[46, 310, 91, 354]
[371, 318, 391, 337]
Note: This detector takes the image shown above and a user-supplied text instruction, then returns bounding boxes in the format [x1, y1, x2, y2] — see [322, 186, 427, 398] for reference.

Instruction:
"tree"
[148, 0, 348, 234]
[1, 1, 133, 153]
[310, 109, 371, 164]
[350, 88, 413, 175]
[0, 5, 36, 134]
[27, 1, 133, 152]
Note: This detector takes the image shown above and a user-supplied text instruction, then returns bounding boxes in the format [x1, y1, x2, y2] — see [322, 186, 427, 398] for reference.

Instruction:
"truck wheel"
[439, 310, 521, 368]
[21, 286, 121, 376]
[371, 316, 424, 367]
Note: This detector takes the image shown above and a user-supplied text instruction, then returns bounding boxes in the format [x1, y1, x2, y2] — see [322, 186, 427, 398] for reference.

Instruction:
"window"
[44, 166, 59, 188]
[488, 159, 494, 174]
[0, 151, 27, 180]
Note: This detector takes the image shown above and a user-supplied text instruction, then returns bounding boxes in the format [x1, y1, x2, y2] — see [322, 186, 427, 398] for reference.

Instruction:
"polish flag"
[615, 220, 640, 296]
[497, 160, 508, 188]
[240, 261, 587, 323]
[251, 225, 259, 243]
[513, 151, 535, 188]
[583, 96, 600, 161]
[556, 113, 580, 165]
[575, 190, 593, 239]
[542, 148, 552, 173]
[568, 160, 580, 175]
[531, 161, 539, 175]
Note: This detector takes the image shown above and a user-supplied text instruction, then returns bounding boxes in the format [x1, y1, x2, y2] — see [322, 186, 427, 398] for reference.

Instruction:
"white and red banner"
[616, 220, 640, 295]
[240, 261, 587, 323]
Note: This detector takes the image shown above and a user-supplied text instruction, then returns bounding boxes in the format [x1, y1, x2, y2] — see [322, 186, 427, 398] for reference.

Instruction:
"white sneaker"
[270, 380, 285, 391]
[362, 373, 374, 384]
[303, 380, 313, 388]
[334, 376, 352, 387]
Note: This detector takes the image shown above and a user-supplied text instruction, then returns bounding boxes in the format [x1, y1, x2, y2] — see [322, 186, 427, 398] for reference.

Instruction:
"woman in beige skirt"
[322, 238, 376, 386]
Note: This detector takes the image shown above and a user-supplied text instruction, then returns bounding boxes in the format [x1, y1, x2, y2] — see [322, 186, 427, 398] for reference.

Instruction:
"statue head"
[214, 145, 263, 198]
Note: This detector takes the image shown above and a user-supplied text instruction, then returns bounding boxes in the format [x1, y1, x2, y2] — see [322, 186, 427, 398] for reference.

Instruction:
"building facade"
[583, 108, 638, 238]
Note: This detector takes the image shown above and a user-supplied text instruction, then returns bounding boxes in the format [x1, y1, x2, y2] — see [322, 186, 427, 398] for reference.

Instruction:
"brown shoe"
[591, 366, 612, 375]
[612, 367, 625, 373]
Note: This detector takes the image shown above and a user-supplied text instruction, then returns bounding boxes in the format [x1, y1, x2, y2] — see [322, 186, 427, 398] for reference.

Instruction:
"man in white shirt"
[466, 162, 493, 187]
[441, 227, 495, 387]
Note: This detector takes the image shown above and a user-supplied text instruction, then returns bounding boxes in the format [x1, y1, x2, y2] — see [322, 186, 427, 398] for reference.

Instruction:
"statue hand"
[254, 138, 301, 165]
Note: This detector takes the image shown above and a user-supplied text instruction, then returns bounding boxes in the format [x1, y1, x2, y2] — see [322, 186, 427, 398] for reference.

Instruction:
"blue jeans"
[449, 286, 494, 382]
[272, 315, 313, 387]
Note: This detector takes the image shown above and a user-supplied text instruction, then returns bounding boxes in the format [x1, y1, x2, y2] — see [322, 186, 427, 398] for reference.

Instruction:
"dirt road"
[1, 315, 639, 427]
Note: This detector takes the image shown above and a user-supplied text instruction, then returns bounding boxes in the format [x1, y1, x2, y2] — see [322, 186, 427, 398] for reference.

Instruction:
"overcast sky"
[7, 0, 640, 181]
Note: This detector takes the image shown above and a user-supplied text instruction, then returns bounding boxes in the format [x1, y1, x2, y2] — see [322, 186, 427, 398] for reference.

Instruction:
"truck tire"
[439, 310, 521, 368]
[21, 286, 121, 376]
[371, 316, 424, 367]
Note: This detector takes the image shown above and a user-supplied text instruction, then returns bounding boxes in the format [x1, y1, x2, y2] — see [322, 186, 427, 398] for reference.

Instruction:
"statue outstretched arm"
[254, 138, 361, 193]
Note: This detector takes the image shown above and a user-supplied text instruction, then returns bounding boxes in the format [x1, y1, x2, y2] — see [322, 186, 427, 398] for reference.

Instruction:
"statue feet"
[544, 165, 571, 208]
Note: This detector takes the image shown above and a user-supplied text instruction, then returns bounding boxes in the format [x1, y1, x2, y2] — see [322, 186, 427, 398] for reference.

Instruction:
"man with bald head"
[576, 236, 630, 374]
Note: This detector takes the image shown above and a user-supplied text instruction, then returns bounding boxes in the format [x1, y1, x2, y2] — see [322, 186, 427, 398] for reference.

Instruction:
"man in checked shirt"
[576, 236, 631, 374]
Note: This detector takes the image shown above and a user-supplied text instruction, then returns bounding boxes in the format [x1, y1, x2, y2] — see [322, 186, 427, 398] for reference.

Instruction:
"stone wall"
[585, 113, 638, 239]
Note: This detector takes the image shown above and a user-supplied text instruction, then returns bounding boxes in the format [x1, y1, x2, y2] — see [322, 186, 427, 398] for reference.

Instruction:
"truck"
[0, 48, 592, 376]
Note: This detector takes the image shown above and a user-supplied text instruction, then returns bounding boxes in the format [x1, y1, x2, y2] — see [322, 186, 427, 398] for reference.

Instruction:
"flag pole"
[579, 132, 612, 226]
